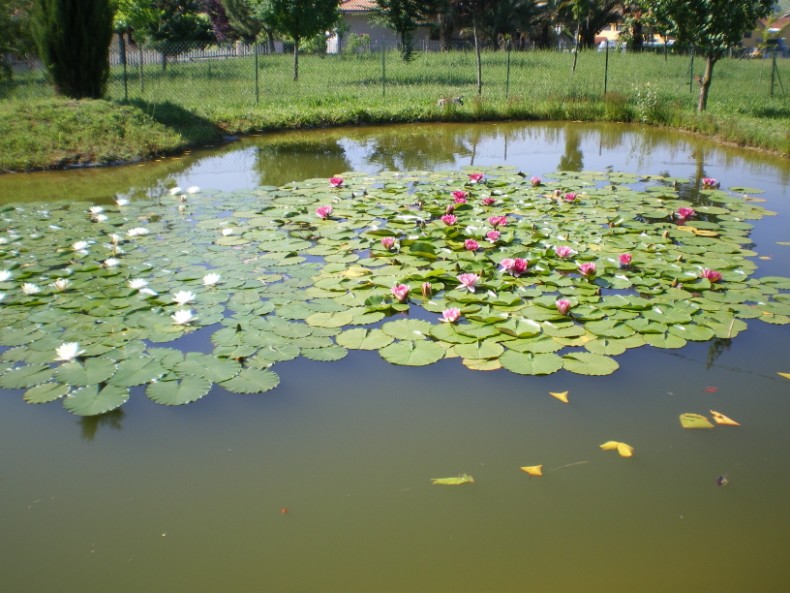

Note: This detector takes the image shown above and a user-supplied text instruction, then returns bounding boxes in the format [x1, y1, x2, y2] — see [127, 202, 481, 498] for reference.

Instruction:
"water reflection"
[78, 408, 125, 441]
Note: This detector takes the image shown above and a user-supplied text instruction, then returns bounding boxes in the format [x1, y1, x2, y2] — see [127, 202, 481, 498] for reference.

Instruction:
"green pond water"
[1, 122, 789, 593]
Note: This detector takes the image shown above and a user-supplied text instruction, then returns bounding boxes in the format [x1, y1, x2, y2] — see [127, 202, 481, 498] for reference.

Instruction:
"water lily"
[578, 262, 597, 277]
[556, 299, 572, 316]
[115, 197, 129, 207]
[89, 206, 104, 216]
[487, 215, 508, 228]
[315, 205, 333, 219]
[530, 176, 541, 187]
[381, 237, 396, 250]
[22, 282, 41, 295]
[202, 273, 221, 286]
[329, 176, 344, 187]
[457, 273, 480, 292]
[700, 268, 722, 283]
[464, 239, 479, 251]
[676, 207, 695, 220]
[108, 233, 123, 245]
[172, 290, 196, 305]
[93, 213, 109, 223]
[481, 196, 497, 206]
[702, 177, 719, 189]
[52, 278, 71, 291]
[468, 172, 485, 184]
[441, 308, 461, 323]
[554, 245, 574, 259]
[169, 186, 182, 196]
[421, 282, 432, 298]
[618, 253, 632, 267]
[0, 270, 11, 282]
[127, 227, 149, 237]
[72, 240, 89, 253]
[564, 192, 577, 202]
[452, 190, 468, 203]
[486, 230, 501, 243]
[391, 283, 410, 302]
[55, 342, 84, 362]
[171, 309, 196, 325]
[128, 278, 149, 290]
[441, 214, 457, 226]
[103, 258, 120, 268]
[187, 186, 201, 194]
[500, 257, 527, 277]
[0, 292, 5, 302]
[221, 228, 235, 236]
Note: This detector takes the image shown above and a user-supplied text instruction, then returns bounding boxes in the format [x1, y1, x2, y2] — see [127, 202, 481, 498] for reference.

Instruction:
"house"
[742, 14, 790, 56]
[326, 0, 433, 54]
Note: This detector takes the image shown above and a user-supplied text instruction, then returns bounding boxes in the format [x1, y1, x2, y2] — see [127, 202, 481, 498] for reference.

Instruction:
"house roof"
[340, 0, 377, 13]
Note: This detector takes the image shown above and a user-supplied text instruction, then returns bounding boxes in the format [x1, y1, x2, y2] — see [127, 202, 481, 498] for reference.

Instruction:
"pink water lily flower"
[481, 196, 496, 206]
[676, 207, 695, 220]
[486, 230, 501, 243]
[556, 298, 572, 316]
[464, 239, 480, 251]
[381, 237, 396, 249]
[564, 192, 578, 202]
[530, 176, 541, 187]
[315, 205, 333, 219]
[554, 245, 574, 259]
[578, 262, 597, 277]
[500, 257, 527, 277]
[457, 273, 480, 292]
[700, 268, 722, 283]
[487, 215, 508, 228]
[701, 177, 719, 189]
[441, 308, 462, 323]
[441, 214, 458, 226]
[618, 253, 632, 267]
[452, 190, 468, 202]
[391, 283, 410, 302]
[468, 173, 485, 184]
[329, 176, 344, 187]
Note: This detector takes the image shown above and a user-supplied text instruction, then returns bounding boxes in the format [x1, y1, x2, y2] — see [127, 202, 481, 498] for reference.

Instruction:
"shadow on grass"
[751, 105, 790, 119]
[122, 99, 223, 145]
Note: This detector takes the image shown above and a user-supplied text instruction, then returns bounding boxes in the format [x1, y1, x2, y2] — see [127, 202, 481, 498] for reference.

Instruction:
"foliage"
[373, 0, 432, 61]
[645, 0, 775, 111]
[118, 0, 215, 58]
[30, 0, 114, 98]
[558, 0, 621, 48]
[0, 0, 34, 83]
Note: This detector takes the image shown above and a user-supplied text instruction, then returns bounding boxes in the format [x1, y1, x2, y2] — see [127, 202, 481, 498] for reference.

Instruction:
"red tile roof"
[340, 0, 377, 12]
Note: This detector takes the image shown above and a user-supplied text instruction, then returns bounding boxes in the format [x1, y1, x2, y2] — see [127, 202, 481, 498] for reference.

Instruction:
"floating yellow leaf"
[710, 410, 741, 427]
[520, 465, 543, 477]
[679, 413, 714, 429]
[549, 390, 569, 404]
[599, 441, 634, 457]
[341, 265, 371, 278]
[431, 473, 475, 486]
[778, 372, 790, 380]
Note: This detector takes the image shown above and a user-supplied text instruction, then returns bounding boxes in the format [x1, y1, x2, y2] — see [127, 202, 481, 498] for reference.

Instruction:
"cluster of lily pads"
[0, 166, 788, 416]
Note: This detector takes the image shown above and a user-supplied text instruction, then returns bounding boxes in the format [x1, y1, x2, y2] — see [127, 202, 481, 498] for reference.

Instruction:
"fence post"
[254, 42, 260, 104]
[139, 46, 144, 94]
[119, 35, 128, 101]
[505, 41, 511, 97]
[603, 40, 609, 95]
[381, 37, 386, 97]
[688, 48, 695, 93]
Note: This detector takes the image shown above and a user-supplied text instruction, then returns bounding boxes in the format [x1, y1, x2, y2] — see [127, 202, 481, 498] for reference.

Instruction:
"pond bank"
[1, 94, 788, 174]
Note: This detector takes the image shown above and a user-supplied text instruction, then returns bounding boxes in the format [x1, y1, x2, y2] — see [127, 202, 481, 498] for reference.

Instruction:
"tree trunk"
[697, 56, 716, 112]
[473, 15, 482, 95]
[293, 36, 299, 81]
[265, 28, 275, 54]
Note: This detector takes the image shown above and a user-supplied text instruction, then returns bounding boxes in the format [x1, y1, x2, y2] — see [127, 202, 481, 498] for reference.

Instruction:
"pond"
[1, 122, 789, 593]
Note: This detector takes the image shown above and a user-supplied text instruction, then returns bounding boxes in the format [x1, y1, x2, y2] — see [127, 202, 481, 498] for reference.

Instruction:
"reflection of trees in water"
[353, 127, 473, 172]
[706, 338, 732, 369]
[79, 408, 125, 441]
[254, 140, 352, 186]
[558, 127, 584, 172]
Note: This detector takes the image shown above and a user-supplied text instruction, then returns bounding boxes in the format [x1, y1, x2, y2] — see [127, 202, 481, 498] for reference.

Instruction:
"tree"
[646, 0, 775, 111]
[262, 0, 339, 81]
[31, 0, 114, 98]
[558, 0, 621, 49]
[201, 0, 235, 41]
[374, 0, 432, 60]
[0, 0, 34, 83]
[450, 0, 496, 95]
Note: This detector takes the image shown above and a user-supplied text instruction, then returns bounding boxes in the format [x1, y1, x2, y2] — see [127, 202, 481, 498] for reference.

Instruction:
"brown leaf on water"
[600, 441, 634, 458]
[710, 410, 740, 427]
[679, 413, 714, 429]
[520, 465, 543, 477]
[549, 390, 569, 404]
[778, 372, 790, 380]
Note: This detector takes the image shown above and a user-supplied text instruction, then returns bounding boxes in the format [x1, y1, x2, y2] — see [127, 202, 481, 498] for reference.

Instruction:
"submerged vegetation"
[1, 166, 788, 416]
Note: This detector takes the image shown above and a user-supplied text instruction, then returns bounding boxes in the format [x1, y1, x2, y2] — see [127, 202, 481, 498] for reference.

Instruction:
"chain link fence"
[1, 38, 786, 112]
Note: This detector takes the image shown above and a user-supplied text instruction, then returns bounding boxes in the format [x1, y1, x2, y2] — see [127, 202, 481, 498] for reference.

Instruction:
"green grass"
[0, 49, 788, 171]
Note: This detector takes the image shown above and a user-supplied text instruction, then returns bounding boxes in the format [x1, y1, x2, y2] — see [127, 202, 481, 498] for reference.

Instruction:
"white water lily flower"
[0, 292, 5, 302]
[72, 240, 89, 252]
[103, 258, 120, 268]
[139, 287, 158, 298]
[0, 270, 11, 282]
[22, 282, 41, 295]
[89, 206, 104, 215]
[187, 186, 200, 194]
[93, 214, 109, 223]
[169, 186, 182, 196]
[202, 273, 221, 286]
[172, 290, 196, 305]
[115, 198, 129, 207]
[126, 227, 149, 237]
[55, 342, 84, 362]
[128, 278, 148, 290]
[171, 309, 196, 325]
[108, 233, 123, 245]
[221, 228, 234, 236]
[52, 278, 71, 291]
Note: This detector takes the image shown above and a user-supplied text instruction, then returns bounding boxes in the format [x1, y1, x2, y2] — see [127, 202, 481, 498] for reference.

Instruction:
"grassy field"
[0, 48, 788, 171]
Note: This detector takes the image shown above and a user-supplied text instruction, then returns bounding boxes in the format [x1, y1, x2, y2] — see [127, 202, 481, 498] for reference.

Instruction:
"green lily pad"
[219, 368, 280, 394]
[24, 382, 70, 404]
[54, 358, 117, 386]
[146, 375, 213, 406]
[499, 350, 563, 375]
[335, 328, 394, 350]
[562, 352, 620, 376]
[379, 340, 445, 366]
[62, 384, 130, 416]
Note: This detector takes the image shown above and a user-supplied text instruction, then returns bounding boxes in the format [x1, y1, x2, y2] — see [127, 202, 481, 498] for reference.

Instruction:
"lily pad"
[62, 384, 130, 416]
[146, 375, 213, 406]
[379, 340, 446, 366]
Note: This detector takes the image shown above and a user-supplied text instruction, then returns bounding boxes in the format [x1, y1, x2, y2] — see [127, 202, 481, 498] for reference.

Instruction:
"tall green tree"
[31, 0, 114, 98]
[646, 0, 775, 111]
[558, 0, 621, 49]
[374, 0, 431, 60]
[262, 0, 339, 81]
[0, 0, 34, 83]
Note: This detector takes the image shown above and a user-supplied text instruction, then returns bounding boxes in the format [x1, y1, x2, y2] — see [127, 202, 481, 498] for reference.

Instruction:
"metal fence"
[1, 39, 786, 111]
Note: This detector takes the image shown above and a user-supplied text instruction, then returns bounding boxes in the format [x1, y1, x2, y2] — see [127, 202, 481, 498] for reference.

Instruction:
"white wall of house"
[327, 13, 432, 53]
